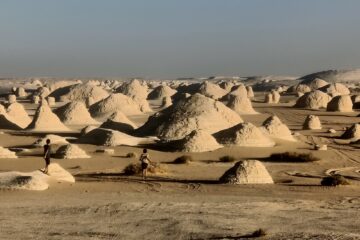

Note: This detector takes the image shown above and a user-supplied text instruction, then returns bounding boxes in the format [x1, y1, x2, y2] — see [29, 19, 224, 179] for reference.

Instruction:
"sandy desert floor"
[1, 94, 360, 239]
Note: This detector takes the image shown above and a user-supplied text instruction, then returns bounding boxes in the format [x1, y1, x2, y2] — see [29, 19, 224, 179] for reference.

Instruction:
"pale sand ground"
[1, 94, 360, 239]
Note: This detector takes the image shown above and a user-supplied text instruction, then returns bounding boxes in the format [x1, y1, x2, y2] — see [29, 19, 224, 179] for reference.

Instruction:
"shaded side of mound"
[0, 105, 23, 130]
[26, 102, 71, 132]
[54, 101, 99, 125]
[341, 123, 360, 141]
[214, 122, 275, 147]
[89, 93, 144, 119]
[165, 130, 222, 152]
[219, 160, 273, 184]
[136, 93, 243, 140]
[79, 128, 157, 146]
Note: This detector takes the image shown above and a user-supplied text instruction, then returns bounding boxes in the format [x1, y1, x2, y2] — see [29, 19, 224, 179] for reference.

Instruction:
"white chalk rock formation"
[161, 96, 172, 108]
[0, 163, 74, 191]
[246, 86, 254, 98]
[137, 93, 243, 140]
[227, 95, 258, 115]
[89, 93, 144, 119]
[54, 101, 98, 125]
[116, 79, 148, 100]
[100, 111, 137, 133]
[6, 102, 32, 128]
[294, 90, 332, 109]
[197, 81, 227, 100]
[56, 144, 90, 159]
[147, 85, 177, 100]
[260, 116, 295, 141]
[303, 115, 322, 130]
[170, 130, 222, 152]
[26, 101, 71, 132]
[79, 128, 157, 146]
[318, 83, 350, 97]
[341, 124, 360, 141]
[219, 160, 273, 184]
[8, 95, 16, 104]
[214, 122, 275, 147]
[326, 95, 353, 112]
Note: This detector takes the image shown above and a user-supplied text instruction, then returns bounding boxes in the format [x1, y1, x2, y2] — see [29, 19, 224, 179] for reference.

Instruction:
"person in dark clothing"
[139, 149, 152, 180]
[43, 139, 51, 174]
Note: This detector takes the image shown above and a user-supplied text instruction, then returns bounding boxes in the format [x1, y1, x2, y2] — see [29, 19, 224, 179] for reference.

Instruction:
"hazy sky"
[1, 0, 360, 78]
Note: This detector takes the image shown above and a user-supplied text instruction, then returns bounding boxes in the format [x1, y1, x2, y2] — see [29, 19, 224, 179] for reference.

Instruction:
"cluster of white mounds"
[299, 69, 360, 83]
[137, 93, 243, 140]
[0, 146, 17, 158]
[214, 122, 275, 147]
[33, 134, 69, 147]
[318, 83, 350, 96]
[5, 102, 32, 128]
[116, 79, 148, 100]
[260, 116, 296, 141]
[303, 115, 322, 130]
[56, 144, 90, 159]
[227, 95, 258, 115]
[169, 130, 222, 152]
[54, 101, 98, 125]
[219, 160, 273, 184]
[161, 96, 172, 108]
[79, 128, 157, 146]
[294, 90, 332, 109]
[26, 101, 71, 132]
[197, 81, 227, 100]
[89, 93, 144, 119]
[341, 124, 360, 141]
[0, 163, 74, 191]
[100, 111, 137, 133]
[246, 86, 254, 98]
[147, 85, 177, 100]
[326, 95, 353, 112]
[264, 90, 280, 103]
[299, 78, 329, 91]
[56, 83, 110, 105]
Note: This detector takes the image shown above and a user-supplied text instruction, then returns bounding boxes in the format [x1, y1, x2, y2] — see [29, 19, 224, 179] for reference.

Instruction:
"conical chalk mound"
[116, 79, 148, 100]
[197, 81, 227, 100]
[219, 160, 273, 184]
[54, 101, 99, 125]
[341, 123, 360, 141]
[148, 85, 177, 100]
[56, 144, 90, 159]
[100, 111, 137, 133]
[303, 115, 322, 130]
[89, 93, 144, 119]
[0, 163, 74, 191]
[26, 101, 71, 132]
[260, 115, 296, 141]
[79, 128, 157, 146]
[214, 122, 275, 147]
[136, 93, 243, 140]
[227, 95, 258, 115]
[170, 130, 222, 152]
[6, 102, 32, 128]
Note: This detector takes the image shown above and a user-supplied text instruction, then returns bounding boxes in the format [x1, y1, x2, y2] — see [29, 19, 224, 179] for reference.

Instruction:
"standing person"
[139, 149, 152, 180]
[43, 139, 51, 174]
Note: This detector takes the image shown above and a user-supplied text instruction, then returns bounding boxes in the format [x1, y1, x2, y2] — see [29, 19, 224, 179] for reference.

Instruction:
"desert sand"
[0, 74, 360, 239]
